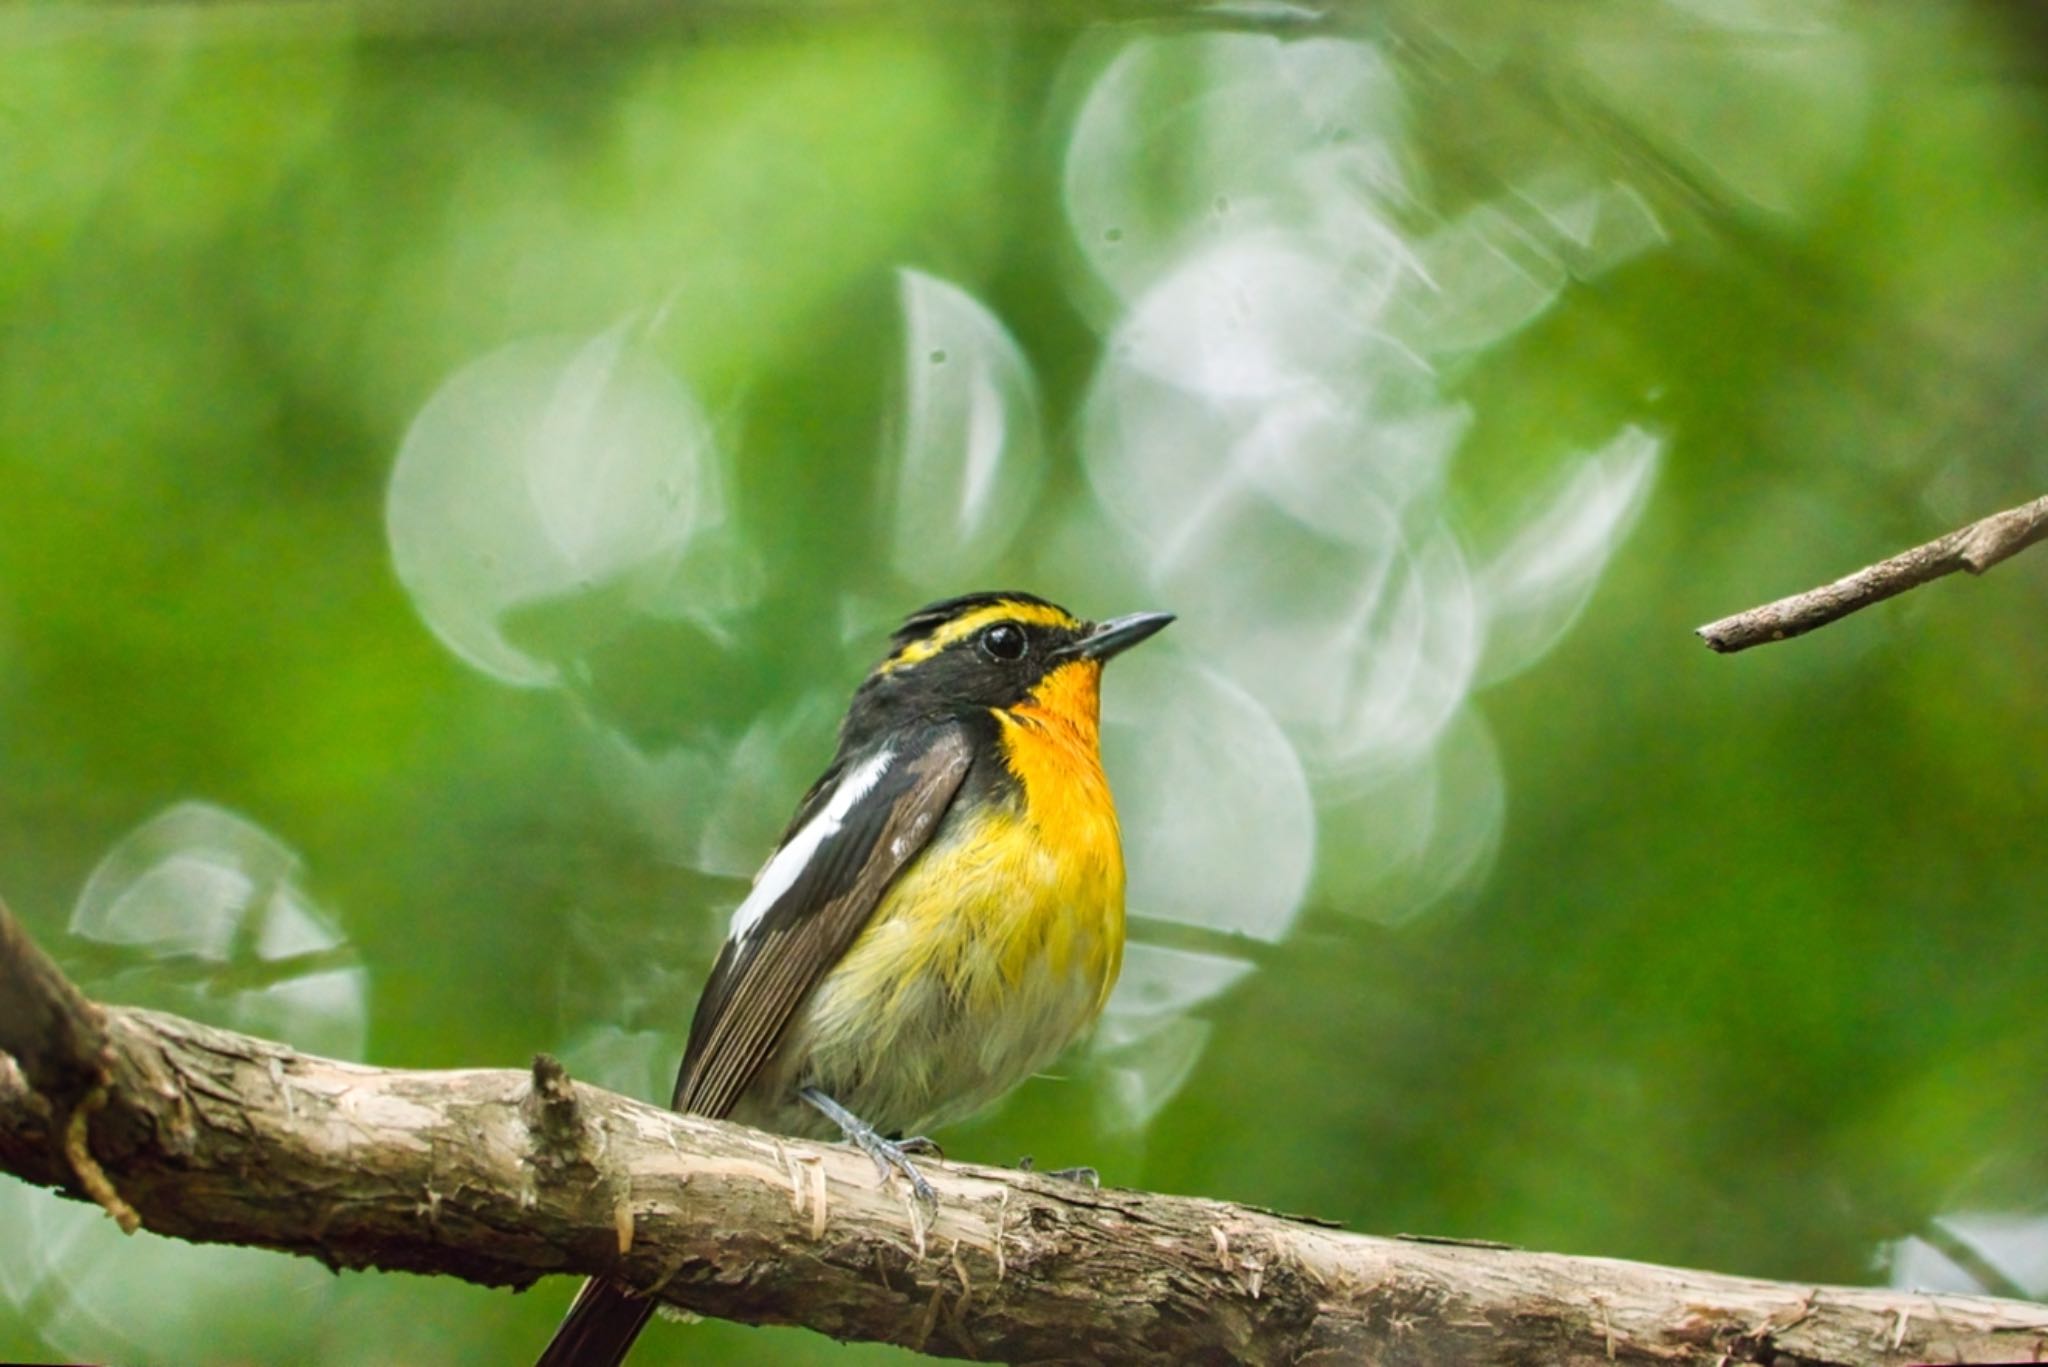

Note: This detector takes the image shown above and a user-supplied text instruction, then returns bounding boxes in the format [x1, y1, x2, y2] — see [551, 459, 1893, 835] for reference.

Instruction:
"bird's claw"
[1016, 1156, 1101, 1187]
[861, 1135, 938, 1207]
[800, 1088, 939, 1207]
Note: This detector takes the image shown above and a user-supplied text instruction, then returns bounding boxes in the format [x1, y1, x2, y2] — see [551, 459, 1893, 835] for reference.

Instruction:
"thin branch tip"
[1698, 493, 2048, 654]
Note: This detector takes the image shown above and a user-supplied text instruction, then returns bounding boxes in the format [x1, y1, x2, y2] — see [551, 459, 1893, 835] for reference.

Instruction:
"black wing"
[671, 723, 972, 1118]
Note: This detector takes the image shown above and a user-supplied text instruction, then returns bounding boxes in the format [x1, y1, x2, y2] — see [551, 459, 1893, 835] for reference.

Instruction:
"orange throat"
[1012, 658, 1102, 745]
[995, 660, 1120, 870]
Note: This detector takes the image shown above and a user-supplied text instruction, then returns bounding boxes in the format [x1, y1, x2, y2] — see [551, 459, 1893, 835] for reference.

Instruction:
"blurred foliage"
[5, 1, 2048, 1362]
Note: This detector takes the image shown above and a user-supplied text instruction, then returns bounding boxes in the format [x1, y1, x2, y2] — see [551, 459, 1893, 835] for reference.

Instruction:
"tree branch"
[2, 897, 2043, 1365]
[1696, 494, 2048, 653]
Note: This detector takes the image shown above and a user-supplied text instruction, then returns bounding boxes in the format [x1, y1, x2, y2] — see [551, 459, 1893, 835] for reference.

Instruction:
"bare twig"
[1697, 494, 2048, 653]
[3, 897, 2046, 1364]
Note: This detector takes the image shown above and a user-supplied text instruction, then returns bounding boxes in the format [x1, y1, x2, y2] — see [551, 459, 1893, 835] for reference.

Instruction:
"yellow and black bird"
[537, 591, 1172, 1367]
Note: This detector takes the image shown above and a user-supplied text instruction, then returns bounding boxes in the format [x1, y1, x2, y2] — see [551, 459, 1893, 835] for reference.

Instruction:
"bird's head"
[844, 591, 1172, 742]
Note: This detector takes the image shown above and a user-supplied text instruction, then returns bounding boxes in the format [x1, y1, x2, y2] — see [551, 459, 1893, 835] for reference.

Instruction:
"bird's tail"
[534, 1276, 659, 1367]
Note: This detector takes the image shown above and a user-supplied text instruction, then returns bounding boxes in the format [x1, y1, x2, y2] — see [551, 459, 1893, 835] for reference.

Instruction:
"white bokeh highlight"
[1312, 707, 1506, 925]
[890, 269, 1046, 583]
[388, 321, 720, 687]
[1387, 203, 1567, 356]
[1103, 652, 1315, 943]
[1885, 1211, 2048, 1298]
[1479, 425, 1661, 684]
[0, 1185, 338, 1367]
[71, 801, 365, 1059]
[1064, 33, 1409, 312]
[1058, 28, 1666, 1124]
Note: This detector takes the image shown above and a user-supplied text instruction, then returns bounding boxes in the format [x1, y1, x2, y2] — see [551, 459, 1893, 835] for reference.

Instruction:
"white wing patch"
[726, 747, 896, 944]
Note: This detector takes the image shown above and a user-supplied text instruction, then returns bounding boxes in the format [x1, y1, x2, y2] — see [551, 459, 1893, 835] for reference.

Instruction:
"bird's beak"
[1065, 611, 1175, 663]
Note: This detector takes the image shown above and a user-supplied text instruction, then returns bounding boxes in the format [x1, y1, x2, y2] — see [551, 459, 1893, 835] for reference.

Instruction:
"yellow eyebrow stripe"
[883, 600, 1080, 672]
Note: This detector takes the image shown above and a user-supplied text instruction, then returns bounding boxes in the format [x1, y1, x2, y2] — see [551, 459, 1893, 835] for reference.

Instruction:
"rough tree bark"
[2, 898, 2044, 1365]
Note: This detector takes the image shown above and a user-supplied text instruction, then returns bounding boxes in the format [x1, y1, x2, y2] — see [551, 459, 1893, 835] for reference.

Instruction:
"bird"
[535, 590, 1173, 1367]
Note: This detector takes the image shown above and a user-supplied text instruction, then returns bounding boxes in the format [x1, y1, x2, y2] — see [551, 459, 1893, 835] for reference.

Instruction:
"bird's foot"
[800, 1088, 937, 1206]
[1016, 1156, 1101, 1188]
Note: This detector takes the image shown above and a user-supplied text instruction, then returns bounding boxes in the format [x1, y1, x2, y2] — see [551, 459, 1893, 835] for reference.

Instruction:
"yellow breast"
[845, 661, 1126, 1022]
[849, 657, 1125, 1006]
[984, 657, 1126, 1005]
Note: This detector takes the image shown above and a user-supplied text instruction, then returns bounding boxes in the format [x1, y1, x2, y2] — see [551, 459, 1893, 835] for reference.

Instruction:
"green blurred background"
[5, 1, 2048, 1362]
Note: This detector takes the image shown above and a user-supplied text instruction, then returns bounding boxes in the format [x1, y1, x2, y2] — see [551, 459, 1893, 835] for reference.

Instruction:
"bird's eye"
[979, 622, 1028, 662]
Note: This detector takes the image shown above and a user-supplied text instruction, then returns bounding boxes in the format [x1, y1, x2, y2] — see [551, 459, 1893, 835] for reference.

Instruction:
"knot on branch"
[1953, 496, 2048, 574]
[520, 1053, 590, 1170]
